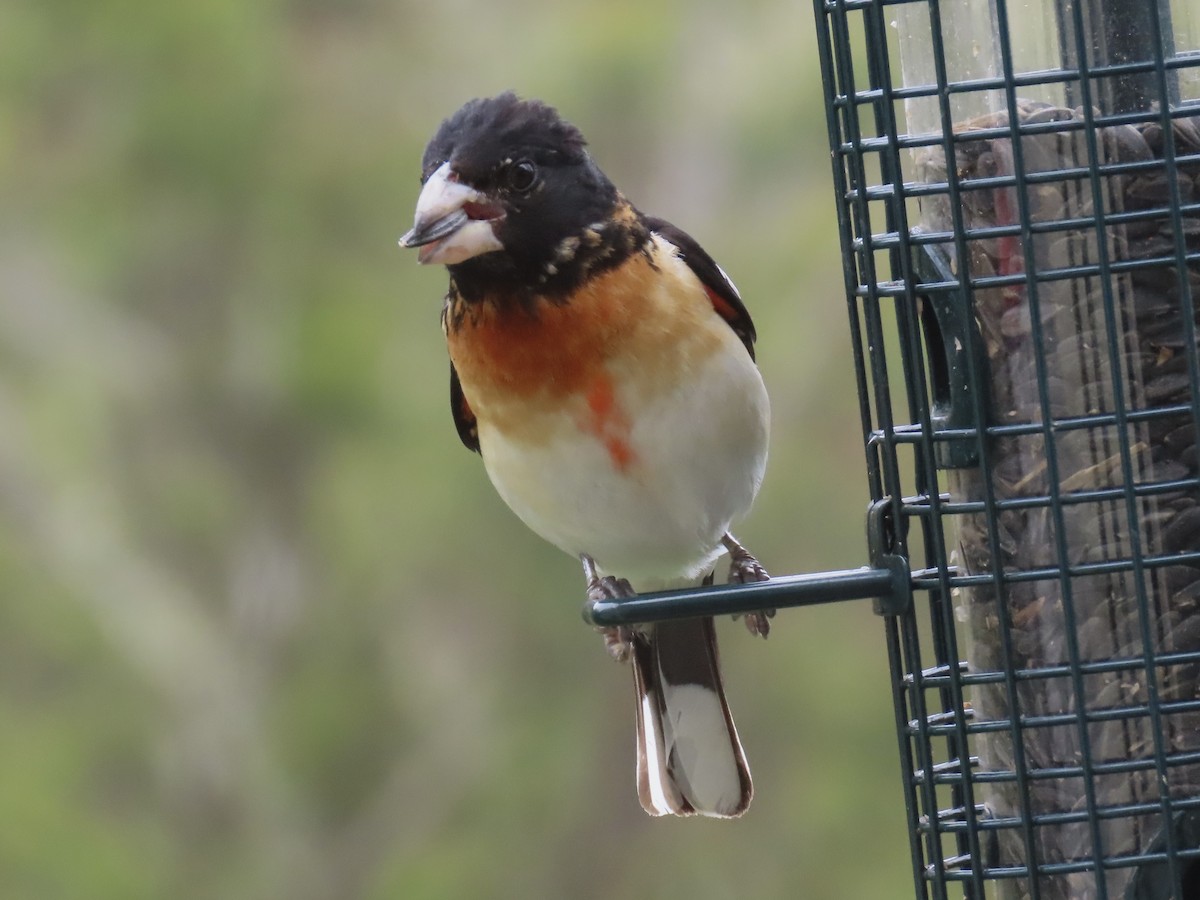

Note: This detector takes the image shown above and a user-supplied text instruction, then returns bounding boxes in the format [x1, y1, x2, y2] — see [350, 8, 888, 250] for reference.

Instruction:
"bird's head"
[400, 93, 638, 298]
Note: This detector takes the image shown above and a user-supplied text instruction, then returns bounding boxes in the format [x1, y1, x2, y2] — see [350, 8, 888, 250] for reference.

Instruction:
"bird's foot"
[581, 554, 637, 663]
[722, 533, 775, 638]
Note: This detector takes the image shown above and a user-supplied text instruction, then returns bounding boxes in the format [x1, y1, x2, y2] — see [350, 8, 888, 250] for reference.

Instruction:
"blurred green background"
[0, 1, 912, 898]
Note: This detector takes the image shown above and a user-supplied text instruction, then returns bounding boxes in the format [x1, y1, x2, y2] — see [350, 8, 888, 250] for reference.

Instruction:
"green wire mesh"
[813, 0, 1200, 898]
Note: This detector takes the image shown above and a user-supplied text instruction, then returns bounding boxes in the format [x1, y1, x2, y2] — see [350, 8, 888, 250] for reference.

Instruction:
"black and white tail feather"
[629, 599, 753, 817]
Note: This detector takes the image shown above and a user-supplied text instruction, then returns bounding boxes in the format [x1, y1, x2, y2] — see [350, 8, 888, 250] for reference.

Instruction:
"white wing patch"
[713, 262, 742, 300]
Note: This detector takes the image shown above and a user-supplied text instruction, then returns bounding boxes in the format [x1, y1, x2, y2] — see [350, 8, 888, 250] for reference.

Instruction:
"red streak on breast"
[587, 376, 616, 418]
[604, 436, 635, 472]
[584, 375, 636, 473]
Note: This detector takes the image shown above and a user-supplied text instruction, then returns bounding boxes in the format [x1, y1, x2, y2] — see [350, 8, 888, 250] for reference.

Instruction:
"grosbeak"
[399, 93, 771, 818]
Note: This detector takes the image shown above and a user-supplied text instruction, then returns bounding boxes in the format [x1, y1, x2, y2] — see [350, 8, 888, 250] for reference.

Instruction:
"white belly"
[478, 334, 769, 589]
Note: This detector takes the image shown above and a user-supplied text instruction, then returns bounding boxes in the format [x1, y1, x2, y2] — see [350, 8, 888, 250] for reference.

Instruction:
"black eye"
[506, 160, 537, 192]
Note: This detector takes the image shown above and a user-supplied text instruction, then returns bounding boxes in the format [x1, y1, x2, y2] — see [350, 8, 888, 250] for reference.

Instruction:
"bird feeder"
[819, 0, 1200, 895]
[588, 0, 1200, 896]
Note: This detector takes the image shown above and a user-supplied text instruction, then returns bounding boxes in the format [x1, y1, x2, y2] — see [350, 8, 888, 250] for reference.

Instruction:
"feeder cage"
[588, 0, 1200, 896]
[817, 0, 1200, 896]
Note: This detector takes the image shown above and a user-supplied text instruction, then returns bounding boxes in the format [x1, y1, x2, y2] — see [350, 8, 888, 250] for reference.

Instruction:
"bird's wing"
[643, 216, 758, 361]
[450, 362, 481, 453]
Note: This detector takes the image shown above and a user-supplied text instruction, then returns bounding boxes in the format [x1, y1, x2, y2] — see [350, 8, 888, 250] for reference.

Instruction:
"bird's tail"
[630, 615, 752, 817]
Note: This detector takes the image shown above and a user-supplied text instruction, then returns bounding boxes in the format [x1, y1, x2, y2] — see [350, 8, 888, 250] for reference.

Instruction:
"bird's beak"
[399, 162, 505, 265]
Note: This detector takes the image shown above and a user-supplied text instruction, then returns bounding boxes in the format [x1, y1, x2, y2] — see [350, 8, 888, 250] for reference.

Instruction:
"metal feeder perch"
[589, 0, 1200, 896]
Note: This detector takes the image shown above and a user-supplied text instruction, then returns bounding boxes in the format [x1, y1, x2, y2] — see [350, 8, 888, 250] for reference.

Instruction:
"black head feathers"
[411, 93, 636, 303]
[421, 92, 588, 186]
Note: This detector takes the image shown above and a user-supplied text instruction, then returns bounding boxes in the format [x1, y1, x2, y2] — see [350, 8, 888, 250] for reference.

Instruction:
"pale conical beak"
[399, 162, 505, 265]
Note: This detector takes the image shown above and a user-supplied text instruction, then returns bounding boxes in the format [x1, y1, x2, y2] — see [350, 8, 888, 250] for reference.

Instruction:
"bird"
[399, 93, 772, 818]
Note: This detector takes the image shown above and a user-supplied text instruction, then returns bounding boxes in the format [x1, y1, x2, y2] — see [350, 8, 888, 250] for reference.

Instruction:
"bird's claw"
[729, 553, 769, 585]
[737, 608, 776, 638]
[723, 533, 774, 638]
[597, 624, 637, 662]
[581, 555, 637, 662]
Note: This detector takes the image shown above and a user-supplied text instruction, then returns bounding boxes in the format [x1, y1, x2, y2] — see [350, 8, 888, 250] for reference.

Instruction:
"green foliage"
[0, 1, 910, 897]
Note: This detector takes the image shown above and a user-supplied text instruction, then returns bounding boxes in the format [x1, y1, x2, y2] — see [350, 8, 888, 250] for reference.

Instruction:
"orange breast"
[447, 278, 626, 403]
[446, 245, 724, 461]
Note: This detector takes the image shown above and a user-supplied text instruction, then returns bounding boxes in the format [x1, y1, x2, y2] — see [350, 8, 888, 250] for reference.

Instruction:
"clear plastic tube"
[897, 2, 1200, 897]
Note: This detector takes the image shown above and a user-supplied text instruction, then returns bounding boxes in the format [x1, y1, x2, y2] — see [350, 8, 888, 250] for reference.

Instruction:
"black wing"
[643, 216, 757, 360]
[450, 363, 480, 453]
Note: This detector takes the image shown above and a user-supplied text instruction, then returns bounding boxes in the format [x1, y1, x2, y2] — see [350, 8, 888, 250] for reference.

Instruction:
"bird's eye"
[506, 160, 537, 192]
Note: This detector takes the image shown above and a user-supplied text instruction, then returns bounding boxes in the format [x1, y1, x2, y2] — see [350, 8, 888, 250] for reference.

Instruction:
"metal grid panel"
[813, 0, 1200, 897]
